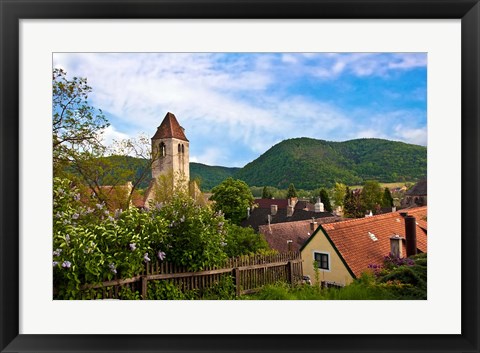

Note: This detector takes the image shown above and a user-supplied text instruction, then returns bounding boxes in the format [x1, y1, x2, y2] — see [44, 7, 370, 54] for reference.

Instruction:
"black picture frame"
[1, 1, 478, 352]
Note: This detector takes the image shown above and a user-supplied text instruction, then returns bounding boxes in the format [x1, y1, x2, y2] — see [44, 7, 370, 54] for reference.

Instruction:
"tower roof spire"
[152, 112, 188, 141]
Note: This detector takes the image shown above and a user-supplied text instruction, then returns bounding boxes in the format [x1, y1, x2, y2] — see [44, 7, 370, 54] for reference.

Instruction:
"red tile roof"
[303, 206, 427, 278]
[259, 217, 342, 253]
[152, 112, 188, 142]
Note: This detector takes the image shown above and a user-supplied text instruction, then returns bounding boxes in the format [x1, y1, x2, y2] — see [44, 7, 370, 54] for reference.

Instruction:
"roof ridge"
[323, 206, 427, 229]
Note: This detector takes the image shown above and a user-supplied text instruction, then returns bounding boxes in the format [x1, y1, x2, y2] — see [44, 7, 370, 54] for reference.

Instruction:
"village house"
[241, 197, 337, 232]
[258, 216, 341, 253]
[401, 178, 427, 207]
[300, 206, 427, 287]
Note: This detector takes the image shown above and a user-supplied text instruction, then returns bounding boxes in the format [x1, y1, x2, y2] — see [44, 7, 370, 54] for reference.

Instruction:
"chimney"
[310, 217, 318, 232]
[247, 207, 251, 219]
[314, 197, 324, 213]
[287, 240, 293, 252]
[287, 205, 294, 217]
[290, 197, 298, 207]
[405, 215, 417, 257]
[267, 214, 271, 225]
[392, 206, 397, 213]
[271, 204, 278, 216]
[389, 234, 404, 258]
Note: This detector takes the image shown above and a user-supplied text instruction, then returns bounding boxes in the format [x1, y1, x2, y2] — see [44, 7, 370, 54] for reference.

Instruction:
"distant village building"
[242, 197, 339, 232]
[300, 206, 427, 287]
[401, 178, 427, 207]
[258, 216, 341, 253]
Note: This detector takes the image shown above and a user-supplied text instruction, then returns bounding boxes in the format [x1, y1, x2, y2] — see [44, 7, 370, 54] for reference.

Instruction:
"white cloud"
[53, 52, 426, 166]
[98, 125, 130, 147]
[393, 125, 427, 146]
[308, 53, 427, 79]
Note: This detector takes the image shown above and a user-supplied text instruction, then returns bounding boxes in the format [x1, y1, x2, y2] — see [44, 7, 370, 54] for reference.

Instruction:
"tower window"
[159, 143, 166, 157]
[181, 144, 185, 154]
[178, 143, 181, 153]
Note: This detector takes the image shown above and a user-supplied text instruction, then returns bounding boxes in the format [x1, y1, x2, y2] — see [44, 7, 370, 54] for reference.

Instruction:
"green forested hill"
[233, 138, 427, 189]
[68, 137, 426, 191]
[68, 156, 239, 191]
[189, 163, 239, 190]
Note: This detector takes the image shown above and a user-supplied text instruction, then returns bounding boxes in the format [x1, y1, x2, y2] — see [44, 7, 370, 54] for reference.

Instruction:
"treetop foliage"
[210, 177, 255, 225]
[53, 68, 109, 174]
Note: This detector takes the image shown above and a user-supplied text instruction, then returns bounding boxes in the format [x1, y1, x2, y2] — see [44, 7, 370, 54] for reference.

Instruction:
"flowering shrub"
[366, 253, 427, 299]
[53, 177, 274, 299]
[157, 192, 228, 271]
[53, 178, 168, 299]
[383, 253, 415, 269]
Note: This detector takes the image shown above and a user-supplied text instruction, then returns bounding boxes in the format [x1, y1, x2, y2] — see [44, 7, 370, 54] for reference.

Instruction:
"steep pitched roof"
[259, 217, 341, 253]
[301, 206, 427, 278]
[405, 178, 427, 196]
[254, 199, 310, 210]
[152, 112, 188, 142]
[241, 207, 340, 232]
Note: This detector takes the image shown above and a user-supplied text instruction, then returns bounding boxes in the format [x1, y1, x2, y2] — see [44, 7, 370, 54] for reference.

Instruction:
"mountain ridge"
[83, 137, 427, 190]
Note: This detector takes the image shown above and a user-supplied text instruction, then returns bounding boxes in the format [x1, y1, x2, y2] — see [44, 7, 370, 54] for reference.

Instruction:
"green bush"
[53, 177, 168, 299]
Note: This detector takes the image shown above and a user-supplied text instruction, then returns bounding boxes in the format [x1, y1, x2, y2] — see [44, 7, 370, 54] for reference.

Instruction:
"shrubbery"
[245, 253, 427, 300]
[53, 177, 270, 299]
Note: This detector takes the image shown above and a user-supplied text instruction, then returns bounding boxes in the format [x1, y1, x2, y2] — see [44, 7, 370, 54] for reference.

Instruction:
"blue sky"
[53, 53, 427, 167]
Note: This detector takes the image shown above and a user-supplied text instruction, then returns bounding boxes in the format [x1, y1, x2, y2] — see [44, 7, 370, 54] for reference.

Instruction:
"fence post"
[234, 268, 241, 297]
[288, 261, 294, 285]
[141, 276, 148, 300]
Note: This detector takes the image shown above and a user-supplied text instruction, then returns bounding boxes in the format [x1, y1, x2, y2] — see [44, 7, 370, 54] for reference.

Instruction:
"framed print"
[1, 0, 479, 352]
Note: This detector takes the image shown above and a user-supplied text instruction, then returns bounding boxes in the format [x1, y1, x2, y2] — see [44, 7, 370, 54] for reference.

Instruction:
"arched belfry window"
[178, 144, 181, 153]
[159, 142, 166, 157]
[181, 144, 185, 154]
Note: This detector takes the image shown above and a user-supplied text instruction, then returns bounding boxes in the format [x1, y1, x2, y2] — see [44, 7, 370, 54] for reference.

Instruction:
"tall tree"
[262, 186, 273, 199]
[382, 187, 394, 207]
[343, 187, 365, 218]
[332, 182, 347, 208]
[286, 183, 297, 198]
[52, 68, 109, 175]
[361, 180, 383, 212]
[210, 178, 255, 225]
[319, 189, 333, 212]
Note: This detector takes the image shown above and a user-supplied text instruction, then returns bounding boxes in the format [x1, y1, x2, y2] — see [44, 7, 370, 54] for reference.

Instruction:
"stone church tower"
[151, 112, 190, 182]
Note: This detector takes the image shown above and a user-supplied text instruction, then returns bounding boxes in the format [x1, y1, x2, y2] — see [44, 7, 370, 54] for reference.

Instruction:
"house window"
[314, 252, 329, 270]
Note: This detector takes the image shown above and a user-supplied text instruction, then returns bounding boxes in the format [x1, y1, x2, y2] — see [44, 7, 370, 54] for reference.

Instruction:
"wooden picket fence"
[79, 252, 303, 299]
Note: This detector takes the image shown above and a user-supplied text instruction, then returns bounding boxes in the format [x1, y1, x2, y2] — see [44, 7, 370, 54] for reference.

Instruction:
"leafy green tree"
[343, 187, 365, 218]
[53, 68, 109, 176]
[361, 180, 383, 212]
[382, 187, 394, 207]
[210, 178, 255, 225]
[262, 186, 273, 199]
[159, 192, 228, 271]
[332, 182, 347, 208]
[286, 183, 297, 198]
[223, 224, 270, 258]
[319, 189, 333, 212]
